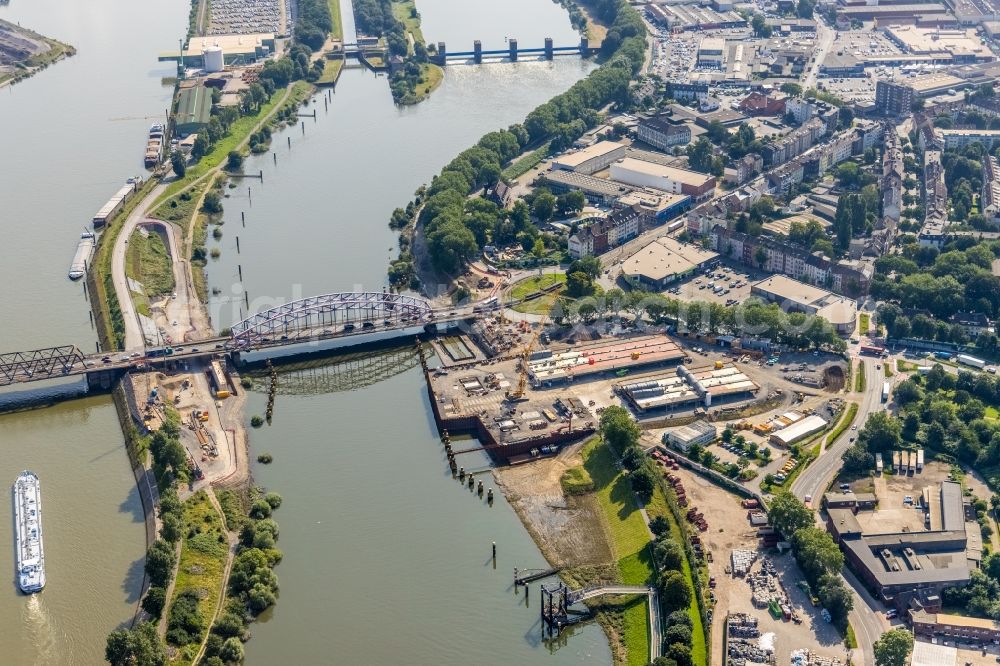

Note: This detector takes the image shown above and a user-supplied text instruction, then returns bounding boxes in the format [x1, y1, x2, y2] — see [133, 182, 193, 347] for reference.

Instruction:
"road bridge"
[0, 292, 473, 389]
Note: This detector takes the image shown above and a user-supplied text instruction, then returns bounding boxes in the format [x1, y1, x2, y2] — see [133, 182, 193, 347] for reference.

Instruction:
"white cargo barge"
[68, 231, 96, 280]
[13, 471, 45, 593]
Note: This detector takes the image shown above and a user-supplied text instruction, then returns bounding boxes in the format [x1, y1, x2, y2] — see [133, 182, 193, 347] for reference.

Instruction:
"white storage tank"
[203, 46, 224, 73]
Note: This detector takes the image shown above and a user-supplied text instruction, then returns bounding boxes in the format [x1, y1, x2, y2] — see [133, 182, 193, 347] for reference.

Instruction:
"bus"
[860, 345, 886, 357]
[882, 381, 890, 403]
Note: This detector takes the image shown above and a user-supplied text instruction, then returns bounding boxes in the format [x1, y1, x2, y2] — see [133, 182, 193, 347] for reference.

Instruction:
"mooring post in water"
[241, 211, 245, 224]
[487, 488, 494, 504]
[301, 121, 305, 135]
[477, 479, 483, 496]
[492, 541, 496, 559]
[236, 236, 240, 253]
[514, 567, 518, 588]
[525, 583, 529, 604]
[238, 264, 242, 281]
[244, 291, 249, 309]
[273, 152, 277, 164]
[89, 311, 94, 328]
[259, 169, 263, 183]
[287, 136, 291, 149]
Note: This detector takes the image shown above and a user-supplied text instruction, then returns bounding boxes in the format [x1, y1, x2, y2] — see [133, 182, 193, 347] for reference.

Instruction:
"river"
[0, 0, 612, 662]
[0, 0, 187, 663]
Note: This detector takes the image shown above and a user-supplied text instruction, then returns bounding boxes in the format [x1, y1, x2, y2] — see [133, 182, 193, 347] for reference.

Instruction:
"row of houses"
[708, 225, 874, 297]
[567, 206, 644, 259]
[761, 117, 827, 166]
[920, 149, 950, 247]
[983, 154, 1000, 225]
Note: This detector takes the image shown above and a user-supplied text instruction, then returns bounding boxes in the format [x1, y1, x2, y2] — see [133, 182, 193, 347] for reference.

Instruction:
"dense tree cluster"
[294, 0, 333, 50]
[845, 366, 1000, 488]
[873, 238, 1000, 321]
[833, 185, 879, 252]
[105, 622, 165, 666]
[552, 290, 846, 352]
[873, 629, 914, 666]
[353, 0, 408, 57]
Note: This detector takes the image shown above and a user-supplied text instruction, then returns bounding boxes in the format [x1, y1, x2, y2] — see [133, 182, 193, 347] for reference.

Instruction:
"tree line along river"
[0, 0, 612, 662]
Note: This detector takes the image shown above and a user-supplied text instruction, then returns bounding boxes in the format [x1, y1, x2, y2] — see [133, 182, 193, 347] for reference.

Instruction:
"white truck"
[957, 354, 986, 369]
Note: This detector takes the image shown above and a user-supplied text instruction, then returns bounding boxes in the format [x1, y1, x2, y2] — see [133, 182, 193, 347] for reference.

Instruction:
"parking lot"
[208, 0, 288, 35]
[666, 262, 758, 308]
[843, 461, 955, 534]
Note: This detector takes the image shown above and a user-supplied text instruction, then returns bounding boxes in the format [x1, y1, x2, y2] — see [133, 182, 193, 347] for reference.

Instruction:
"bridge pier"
[509, 38, 518, 62]
[580, 36, 589, 55]
[437, 41, 447, 66]
[544, 37, 553, 60]
[473, 40, 482, 64]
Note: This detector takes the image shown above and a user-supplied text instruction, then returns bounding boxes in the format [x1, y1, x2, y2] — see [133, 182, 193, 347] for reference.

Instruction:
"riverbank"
[0, 18, 75, 88]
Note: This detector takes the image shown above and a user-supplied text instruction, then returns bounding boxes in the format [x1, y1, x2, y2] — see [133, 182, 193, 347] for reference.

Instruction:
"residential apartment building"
[984, 155, 1000, 224]
[882, 130, 904, 227]
[761, 118, 826, 166]
[940, 128, 1000, 150]
[766, 159, 805, 194]
[708, 225, 872, 296]
[637, 114, 693, 151]
[667, 81, 710, 102]
[724, 153, 763, 185]
[920, 149, 949, 247]
[874, 80, 915, 116]
[567, 205, 643, 258]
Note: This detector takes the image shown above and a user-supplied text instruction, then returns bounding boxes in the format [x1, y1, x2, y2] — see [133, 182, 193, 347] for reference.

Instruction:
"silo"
[203, 46, 224, 73]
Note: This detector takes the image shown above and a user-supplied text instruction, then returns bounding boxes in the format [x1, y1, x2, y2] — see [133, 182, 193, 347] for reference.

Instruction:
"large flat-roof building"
[620, 237, 718, 290]
[750, 275, 858, 334]
[827, 481, 979, 609]
[551, 141, 628, 175]
[663, 421, 718, 451]
[939, 128, 1000, 150]
[624, 364, 759, 412]
[912, 611, 1000, 643]
[159, 33, 277, 67]
[769, 414, 828, 446]
[610, 157, 716, 201]
[527, 335, 687, 385]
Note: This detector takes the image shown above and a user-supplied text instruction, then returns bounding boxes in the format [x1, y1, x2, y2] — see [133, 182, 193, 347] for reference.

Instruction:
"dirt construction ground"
[494, 440, 616, 582]
[663, 463, 847, 666]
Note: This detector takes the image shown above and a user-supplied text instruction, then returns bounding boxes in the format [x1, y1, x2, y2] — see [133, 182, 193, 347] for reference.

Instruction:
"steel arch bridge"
[247, 347, 421, 395]
[0, 346, 86, 386]
[230, 292, 433, 349]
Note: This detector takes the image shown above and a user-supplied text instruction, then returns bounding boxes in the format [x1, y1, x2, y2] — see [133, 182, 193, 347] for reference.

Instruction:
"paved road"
[803, 19, 835, 91]
[111, 182, 168, 352]
[790, 357, 882, 502]
[789, 352, 888, 666]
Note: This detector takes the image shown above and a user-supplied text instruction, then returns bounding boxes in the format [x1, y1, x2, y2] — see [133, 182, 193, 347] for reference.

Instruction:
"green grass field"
[167, 490, 229, 665]
[503, 141, 552, 181]
[328, 0, 343, 40]
[125, 228, 176, 297]
[511, 273, 566, 315]
[317, 58, 344, 85]
[580, 439, 653, 666]
[859, 312, 870, 334]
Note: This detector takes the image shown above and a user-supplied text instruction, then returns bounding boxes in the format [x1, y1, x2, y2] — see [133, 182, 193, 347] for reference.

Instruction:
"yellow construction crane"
[508, 315, 547, 401]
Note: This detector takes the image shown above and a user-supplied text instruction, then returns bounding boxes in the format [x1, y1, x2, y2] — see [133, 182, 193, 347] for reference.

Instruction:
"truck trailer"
[957, 354, 986, 369]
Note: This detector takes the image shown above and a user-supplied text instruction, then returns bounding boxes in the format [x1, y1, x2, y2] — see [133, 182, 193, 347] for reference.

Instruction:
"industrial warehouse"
[826, 481, 980, 609]
[618, 363, 760, 412]
[527, 335, 687, 385]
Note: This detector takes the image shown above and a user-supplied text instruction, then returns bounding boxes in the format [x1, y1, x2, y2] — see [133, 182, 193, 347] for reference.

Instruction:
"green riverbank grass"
[125, 228, 176, 297]
[581, 438, 653, 666]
